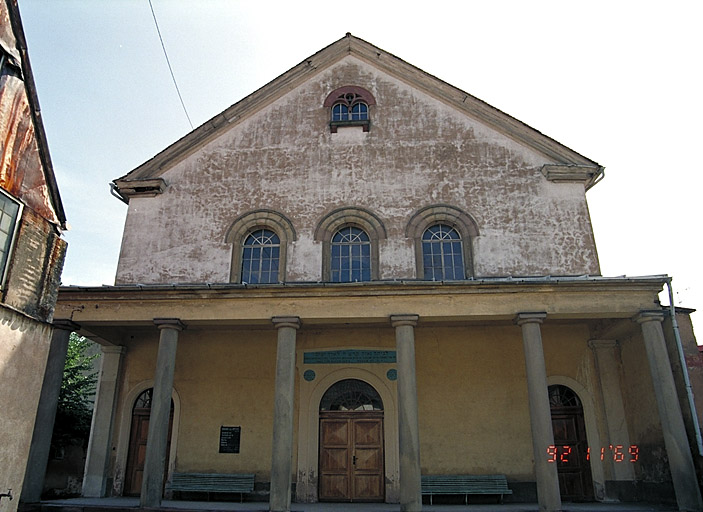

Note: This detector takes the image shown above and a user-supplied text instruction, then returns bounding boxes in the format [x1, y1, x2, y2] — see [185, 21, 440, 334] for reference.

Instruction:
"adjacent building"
[55, 34, 702, 511]
[0, 2, 68, 511]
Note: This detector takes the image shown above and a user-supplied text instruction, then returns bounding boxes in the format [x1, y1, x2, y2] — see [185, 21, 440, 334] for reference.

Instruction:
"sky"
[16, 1, 703, 332]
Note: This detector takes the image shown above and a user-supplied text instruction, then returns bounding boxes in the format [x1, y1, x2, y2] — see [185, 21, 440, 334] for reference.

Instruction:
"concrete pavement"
[27, 497, 679, 512]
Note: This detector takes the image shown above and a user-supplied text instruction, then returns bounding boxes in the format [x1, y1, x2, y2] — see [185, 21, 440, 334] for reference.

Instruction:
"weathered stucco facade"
[56, 34, 702, 512]
[115, 56, 599, 284]
[0, 2, 67, 512]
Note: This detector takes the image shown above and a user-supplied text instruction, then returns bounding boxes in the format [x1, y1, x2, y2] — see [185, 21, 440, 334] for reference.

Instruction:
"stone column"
[637, 311, 703, 512]
[82, 345, 126, 497]
[391, 314, 422, 512]
[140, 318, 184, 508]
[516, 313, 561, 512]
[269, 316, 300, 512]
[589, 340, 634, 482]
[20, 321, 77, 503]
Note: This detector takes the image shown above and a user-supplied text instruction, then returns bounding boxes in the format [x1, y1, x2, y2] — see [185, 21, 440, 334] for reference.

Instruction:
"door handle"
[352, 455, 357, 465]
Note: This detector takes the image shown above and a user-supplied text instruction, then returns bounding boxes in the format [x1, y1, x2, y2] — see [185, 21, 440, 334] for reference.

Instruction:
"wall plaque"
[219, 426, 241, 453]
[304, 349, 396, 364]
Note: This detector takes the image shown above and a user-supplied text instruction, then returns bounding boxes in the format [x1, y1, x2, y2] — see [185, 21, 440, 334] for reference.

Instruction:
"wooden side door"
[319, 412, 384, 502]
[124, 407, 174, 496]
[552, 410, 593, 501]
[124, 409, 150, 496]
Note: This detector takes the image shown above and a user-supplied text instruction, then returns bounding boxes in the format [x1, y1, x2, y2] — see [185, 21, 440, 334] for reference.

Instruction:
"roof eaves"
[115, 35, 354, 185]
[345, 34, 599, 168]
[115, 33, 600, 191]
[7, 0, 67, 228]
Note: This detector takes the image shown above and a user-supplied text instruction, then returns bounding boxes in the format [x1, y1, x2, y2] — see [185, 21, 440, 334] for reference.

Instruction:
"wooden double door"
[319, 412, 384, 502]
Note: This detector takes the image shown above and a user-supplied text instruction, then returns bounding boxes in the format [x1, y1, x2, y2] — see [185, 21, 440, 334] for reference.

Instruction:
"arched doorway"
[549, 384, 594, 501]
[123, 388, 174, 496]
[318, 379, 384, 502]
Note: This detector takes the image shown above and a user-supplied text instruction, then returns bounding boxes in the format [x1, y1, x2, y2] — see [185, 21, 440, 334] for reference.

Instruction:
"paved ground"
[33, 497, 679, 512]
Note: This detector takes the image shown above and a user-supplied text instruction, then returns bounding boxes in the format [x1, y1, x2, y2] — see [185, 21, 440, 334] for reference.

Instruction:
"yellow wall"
[111, 321, 668, 487]
[174, 329, 278, 474]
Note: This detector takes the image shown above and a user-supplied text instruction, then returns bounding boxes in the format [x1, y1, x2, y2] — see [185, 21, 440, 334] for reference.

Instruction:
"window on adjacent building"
[241, 229, 280, 284]
[422, 224, 465, 281]
[331, 226, 371, 283]
[0, 190, 21, 286]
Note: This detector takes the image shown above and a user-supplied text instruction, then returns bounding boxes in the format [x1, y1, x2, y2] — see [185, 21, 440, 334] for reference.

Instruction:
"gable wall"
[115, 56, 599, 284]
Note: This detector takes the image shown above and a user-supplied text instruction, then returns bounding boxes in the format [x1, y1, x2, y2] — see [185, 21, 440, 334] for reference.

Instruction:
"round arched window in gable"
[324, 86, 376, 132]
[320, 379, 384, 411]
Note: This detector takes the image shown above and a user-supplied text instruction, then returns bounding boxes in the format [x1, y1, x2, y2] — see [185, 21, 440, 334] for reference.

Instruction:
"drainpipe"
[666, 277, 703, 455]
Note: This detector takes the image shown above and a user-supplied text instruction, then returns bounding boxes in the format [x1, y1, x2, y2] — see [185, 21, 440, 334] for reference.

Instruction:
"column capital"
[101, 345, 126, 355]
[515, 312, 547, 326]
[272, 316, 301, 329]
[390, 314, 419, 328]
[634, 310, 666, 324]
[53, 319, 80, 331]
[588, 339, 619, 350]
[153, 318, 185, 331]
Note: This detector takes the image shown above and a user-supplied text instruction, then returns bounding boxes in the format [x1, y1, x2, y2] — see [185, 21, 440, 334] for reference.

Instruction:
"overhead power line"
[148, 0, 194, 130]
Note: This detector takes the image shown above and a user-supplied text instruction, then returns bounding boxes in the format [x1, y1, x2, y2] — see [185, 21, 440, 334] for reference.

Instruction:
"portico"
[54, 276, 702, 510]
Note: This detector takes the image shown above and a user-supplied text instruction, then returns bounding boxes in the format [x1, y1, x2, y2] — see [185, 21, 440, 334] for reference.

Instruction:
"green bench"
[421, 474, 513, 504]
[166, 473, 255, 502]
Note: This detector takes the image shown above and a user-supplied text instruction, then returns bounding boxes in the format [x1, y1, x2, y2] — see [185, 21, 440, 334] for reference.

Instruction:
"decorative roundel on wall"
[386, 369, 398, 381]
[303, 370, 316, 382]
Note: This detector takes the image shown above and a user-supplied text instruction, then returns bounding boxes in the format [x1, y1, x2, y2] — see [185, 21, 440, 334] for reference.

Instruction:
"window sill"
[330, 120, 370, 133]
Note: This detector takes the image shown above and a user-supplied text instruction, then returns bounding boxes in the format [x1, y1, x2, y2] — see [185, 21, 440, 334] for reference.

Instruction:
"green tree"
[51, 333, 99, 450]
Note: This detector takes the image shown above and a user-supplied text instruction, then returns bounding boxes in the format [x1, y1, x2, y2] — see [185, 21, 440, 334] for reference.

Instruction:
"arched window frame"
[330, 226, 372, 283]
[315, 207, 386, 282]
[421, 224, 466, 281]
[323, 86, 376, 133]
[225, 210, 296, 283]
[241, 228, 281, 284]
[406, 205, 479, 280]
[320, 379, 384, 411]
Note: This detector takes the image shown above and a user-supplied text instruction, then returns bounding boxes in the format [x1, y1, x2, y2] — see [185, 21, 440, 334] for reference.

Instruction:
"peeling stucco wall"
[1, 4, 68, 510]
[116, 57, 599, 284]
[3, 208, 66, 322]
[0, 308, 52, 512]
[0, 54, 60, 225]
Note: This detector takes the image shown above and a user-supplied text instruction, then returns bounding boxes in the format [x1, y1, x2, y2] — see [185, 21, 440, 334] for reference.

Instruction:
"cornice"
[541, 164, 603, 188]
[57, 276, 666, 303]
[112, 178, 167, 199]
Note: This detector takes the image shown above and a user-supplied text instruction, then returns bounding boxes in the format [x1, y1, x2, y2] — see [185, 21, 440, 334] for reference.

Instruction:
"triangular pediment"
[114, 33, 600, 199]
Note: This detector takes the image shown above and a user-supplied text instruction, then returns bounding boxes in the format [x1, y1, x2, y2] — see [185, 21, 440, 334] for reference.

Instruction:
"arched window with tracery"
[406, 205, 479, 280]
[331, 226, 371, 283]
[422, 224, 465, 281]
[315, 207, 386, 282]
[225, 210, 296, 284]
[320, 379, 383, 411]
[548, 385, 582, 409]
[241, 228, 280, 284]
[324, 86, 376, 132]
